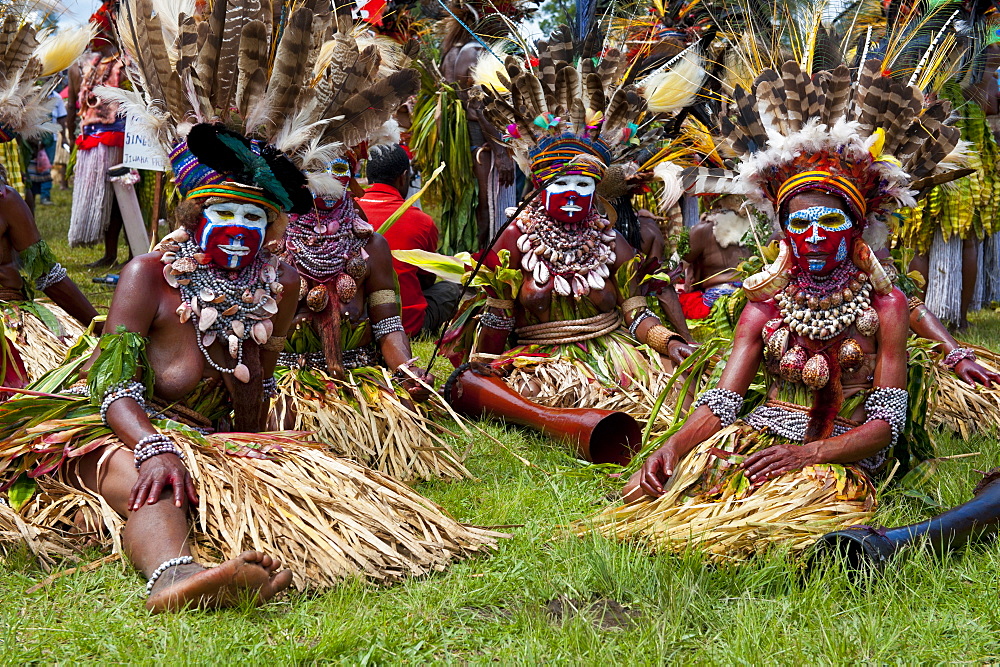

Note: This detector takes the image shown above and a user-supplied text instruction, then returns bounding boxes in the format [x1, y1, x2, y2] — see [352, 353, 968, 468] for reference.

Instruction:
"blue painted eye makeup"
[786, 206, 852, 233]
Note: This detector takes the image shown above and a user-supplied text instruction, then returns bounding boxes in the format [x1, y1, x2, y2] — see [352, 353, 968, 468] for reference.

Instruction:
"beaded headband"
[186, 183, 282, 220]
[169, 140, 225, 196]
[529, 136, 611, 184]
[775, 170, 866, 224]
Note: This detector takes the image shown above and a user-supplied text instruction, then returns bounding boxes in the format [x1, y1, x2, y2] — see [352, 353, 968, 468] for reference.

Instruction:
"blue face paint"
[835, 237, 848, 263]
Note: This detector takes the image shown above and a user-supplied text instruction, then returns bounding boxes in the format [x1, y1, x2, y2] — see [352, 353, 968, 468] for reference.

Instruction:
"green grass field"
[3, 187, 1000, 663]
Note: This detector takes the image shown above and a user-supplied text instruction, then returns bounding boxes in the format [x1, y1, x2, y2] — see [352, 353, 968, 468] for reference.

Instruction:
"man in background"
[358, 144, 461, 337]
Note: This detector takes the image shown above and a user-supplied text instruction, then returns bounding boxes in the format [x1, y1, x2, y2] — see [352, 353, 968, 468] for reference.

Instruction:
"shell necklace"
[284, 196, 371, 310]
[515, 201, 616, 298]
[156, 228, 282, 383]
[764, 262, 880, 391]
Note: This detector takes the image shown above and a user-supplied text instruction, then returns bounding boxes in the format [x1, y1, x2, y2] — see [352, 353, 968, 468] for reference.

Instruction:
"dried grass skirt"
[67, 143, 122, 247]
[573, 422, 875, 561]
[1, 427, 500, 589]
[272, 366, 472, 481]
[928, 343, 1000, 437]
[2, 300, 86, 382]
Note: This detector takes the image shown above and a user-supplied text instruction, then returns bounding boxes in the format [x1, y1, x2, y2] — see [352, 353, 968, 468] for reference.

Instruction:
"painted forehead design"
[786, 206, 852, 230]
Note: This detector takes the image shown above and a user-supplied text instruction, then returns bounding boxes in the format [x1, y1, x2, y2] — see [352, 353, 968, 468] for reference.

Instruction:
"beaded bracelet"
[692, 388, 744, 427]
[480, 311, 515, 330]
[35, 262, 67, 291]
[372, 315, 404, 340]
[145, 556, 195, 597]
[943, 347, 977, 369]
[133, 433, 185, 468]
[100, 381, 147, 425]
[864, 386, 908, 445]
[627, 308, 656, 338]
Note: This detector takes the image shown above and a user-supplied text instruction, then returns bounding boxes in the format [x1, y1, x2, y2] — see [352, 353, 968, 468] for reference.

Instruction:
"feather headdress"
[0, 11, 88, 143]
[475, 24, 706, 185]
[680, 51, 969, 250]
[107, 0, 420, 200]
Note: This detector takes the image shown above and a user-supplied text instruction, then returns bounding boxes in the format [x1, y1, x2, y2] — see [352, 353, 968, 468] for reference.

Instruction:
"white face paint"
[197, 201, 269, 270]
[543, 175, 597, 222]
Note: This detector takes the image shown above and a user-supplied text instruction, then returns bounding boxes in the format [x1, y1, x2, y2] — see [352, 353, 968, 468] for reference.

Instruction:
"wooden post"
[150, 171, 164, 245]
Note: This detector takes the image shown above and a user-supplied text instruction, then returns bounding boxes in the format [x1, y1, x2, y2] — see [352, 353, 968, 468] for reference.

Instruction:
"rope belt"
[515, 311, 622, 345]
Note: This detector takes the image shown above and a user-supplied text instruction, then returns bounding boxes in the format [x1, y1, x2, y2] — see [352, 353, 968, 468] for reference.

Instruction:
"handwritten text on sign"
[122, 116, 168, 171]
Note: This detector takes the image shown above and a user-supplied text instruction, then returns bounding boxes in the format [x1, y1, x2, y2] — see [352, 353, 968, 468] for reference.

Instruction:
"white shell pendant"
[587, 270, 605, 290]
[534, 262, 550, 286]
[252, 321, 269, 344]
[553, 274, 572, 296]
[202, 330, 217, 347]
[233, 363, 251, 383]
[199, 307, 218, 331]
[572, 274, 590, 297]
[176, 302, 192, 323]
[517, 234, 532, 253]
[228, 334, 240, 359]
[163, 264, 180, 288]
[522, 252, 538, 272]
[231, 320, 245, 338]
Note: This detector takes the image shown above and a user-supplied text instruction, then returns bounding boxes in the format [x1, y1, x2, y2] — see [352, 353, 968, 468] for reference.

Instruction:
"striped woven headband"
[530, 139, 609, 183]
[186, 183, 281, 219]
[776, 171, 866, 221]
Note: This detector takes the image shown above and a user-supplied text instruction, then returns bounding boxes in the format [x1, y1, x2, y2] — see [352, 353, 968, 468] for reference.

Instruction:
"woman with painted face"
[0, 3, 501, 612]
[272, 146, 472, 482]
[403, 28, 701, 446]
[577, 58, 969, 560]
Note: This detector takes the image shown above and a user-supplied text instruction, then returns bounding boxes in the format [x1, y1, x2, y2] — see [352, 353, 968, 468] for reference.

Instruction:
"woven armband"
[645, 324, 681, 355]
[485, 297, 514, 310]
[368, 289, 398, 307]
[621, 296, 648, 318]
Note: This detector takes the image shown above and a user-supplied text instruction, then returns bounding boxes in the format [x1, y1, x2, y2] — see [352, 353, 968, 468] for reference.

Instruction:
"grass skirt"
[928, 343, 1000, 437]
[273, 366, 471, 481]
[573, 422, 875, 561]
[487, 330, 677, 426]
[0, 397, 499, 588]
[1, 300, 86, 382]
[67, 143, 122, 247]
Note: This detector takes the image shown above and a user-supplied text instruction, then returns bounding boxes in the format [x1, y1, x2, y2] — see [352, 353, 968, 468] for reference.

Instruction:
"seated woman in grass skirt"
[276, 149, 471, 482]
[419, 27, 702, 429]
[0, 124, 498, 611]
[577, 58, 969, 558]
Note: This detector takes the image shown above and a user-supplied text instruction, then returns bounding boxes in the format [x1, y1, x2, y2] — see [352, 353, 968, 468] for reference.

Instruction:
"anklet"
[145, 556, 195, 597]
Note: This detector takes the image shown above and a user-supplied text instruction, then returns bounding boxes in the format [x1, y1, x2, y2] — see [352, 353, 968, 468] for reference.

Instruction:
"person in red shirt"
[358, 144, 461, 337]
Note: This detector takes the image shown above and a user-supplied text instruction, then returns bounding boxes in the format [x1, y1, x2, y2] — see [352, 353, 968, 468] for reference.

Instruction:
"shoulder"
[873, 286, 908, 319]
[495, 224, 522, 252]
[277, 258, 299, 288]
[366, 233, 392, 259]
[740, 299, 780, 327]
[120, 253, 167, 283]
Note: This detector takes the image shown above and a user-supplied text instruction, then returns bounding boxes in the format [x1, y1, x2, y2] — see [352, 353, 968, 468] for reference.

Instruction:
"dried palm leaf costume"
[0, 15, 93, 381]
[407, 25, 703, 425]
[102, 1, 468, 481]
[578, 55, 968, 559]
[0, 0, 497, 591]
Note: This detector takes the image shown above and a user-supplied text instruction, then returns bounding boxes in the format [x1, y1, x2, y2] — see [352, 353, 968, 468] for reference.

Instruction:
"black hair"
[367, 144, 410, 185]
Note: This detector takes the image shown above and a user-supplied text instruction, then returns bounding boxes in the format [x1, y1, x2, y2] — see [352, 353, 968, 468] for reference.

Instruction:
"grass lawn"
[3, 187, 1000, 663]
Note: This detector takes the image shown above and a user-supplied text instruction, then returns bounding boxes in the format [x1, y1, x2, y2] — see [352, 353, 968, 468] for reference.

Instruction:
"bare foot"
[145, 550, 293, 614]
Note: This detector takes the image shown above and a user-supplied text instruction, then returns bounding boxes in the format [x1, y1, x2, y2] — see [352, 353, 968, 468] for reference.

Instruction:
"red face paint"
[196, 201, 269, 270]
[542, 175, 597, 223]
[784, 206, 854, 275]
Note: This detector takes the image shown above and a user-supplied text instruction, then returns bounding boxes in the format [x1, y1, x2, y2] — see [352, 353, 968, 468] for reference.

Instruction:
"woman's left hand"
[741, 443, 818, 483]
[666, 339, 696, 366]
[400, 369, 434, 402]
[954, 358, 1000, 388]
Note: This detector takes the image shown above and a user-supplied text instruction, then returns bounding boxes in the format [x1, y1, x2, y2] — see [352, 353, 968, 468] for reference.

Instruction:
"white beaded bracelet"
[145, 556, 195, 597]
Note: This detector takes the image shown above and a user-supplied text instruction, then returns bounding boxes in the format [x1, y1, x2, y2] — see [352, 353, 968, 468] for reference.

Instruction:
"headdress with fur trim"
[680, 58, 970, 251]
[103, 0, 420, 203]
[474, 24, 707, 188]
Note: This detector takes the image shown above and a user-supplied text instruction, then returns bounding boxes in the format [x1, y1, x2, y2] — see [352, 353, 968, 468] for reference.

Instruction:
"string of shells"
[156, 228, 281, 382]
[774, 269, 879, 341]
[515, 203, 616, 298]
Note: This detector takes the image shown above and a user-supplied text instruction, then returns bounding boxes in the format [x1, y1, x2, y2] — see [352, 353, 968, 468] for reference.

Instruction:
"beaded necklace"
[515, 201, 616, 298]
[284, 196, 370, 305]
[157, 228, 280, 383]
[764, 262, 880, 391]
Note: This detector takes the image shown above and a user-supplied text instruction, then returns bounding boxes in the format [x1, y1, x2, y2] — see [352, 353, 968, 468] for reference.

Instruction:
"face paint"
[327, 158, 352, 188]
[542, 175, 596, 223]
[197, 201, 269, 270]
[784, 206, 854, 275]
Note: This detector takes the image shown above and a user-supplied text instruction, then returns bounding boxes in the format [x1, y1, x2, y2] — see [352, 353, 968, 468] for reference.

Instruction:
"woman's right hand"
[129, 453, 199, 512]
[636, 443, 680, 498]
